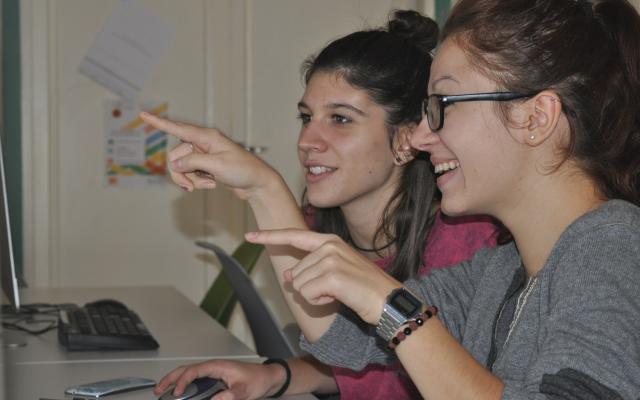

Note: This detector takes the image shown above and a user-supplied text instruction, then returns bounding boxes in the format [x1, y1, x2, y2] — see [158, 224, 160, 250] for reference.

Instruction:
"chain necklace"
[503, 276, 538, 349]
[347, 237, 396, 253]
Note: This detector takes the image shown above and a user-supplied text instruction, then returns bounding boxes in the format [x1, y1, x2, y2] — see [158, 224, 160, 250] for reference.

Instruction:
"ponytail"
[586, 0, 640, 204]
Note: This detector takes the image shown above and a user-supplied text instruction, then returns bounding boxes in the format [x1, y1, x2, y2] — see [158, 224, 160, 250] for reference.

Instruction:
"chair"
[196, 240, 302, 359]
[199, 241, 264, 327]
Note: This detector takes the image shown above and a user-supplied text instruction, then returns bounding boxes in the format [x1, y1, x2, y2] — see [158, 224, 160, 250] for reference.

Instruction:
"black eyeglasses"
[423, 92, 535, 132]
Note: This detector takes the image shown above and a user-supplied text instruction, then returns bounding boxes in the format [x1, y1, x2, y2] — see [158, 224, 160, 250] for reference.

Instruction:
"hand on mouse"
[154, 359, 287, 400]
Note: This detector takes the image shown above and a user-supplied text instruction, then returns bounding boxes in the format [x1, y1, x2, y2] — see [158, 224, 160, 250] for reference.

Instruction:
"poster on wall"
[78, 0, 175, 101]
[104, 100, 168, 188]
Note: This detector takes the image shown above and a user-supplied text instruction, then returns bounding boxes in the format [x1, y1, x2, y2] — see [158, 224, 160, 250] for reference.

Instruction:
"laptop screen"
[0, 135, 20, 311]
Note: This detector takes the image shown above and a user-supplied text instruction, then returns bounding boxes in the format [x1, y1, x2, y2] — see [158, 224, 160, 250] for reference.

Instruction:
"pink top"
[331, 212, 498, 399]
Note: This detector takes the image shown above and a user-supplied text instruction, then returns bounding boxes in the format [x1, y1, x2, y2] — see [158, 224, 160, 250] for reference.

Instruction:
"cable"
[0, 303, 63, 336]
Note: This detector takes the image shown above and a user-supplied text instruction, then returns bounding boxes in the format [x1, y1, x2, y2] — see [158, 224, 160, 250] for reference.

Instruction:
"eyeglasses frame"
[424, 92, 535, 132]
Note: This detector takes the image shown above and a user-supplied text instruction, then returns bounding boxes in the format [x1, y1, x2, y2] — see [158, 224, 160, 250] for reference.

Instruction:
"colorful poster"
[105, 100, 168, 188]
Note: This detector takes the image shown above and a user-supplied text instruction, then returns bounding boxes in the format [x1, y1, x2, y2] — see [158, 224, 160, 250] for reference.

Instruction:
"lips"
[308, 165, 336, 175]
[304, 163, 337, 184]
[433, 159, 460, 175]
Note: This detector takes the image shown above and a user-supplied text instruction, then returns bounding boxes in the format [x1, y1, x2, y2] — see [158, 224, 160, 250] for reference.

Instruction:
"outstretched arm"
[246, 228, 504, 400]
[139, 112, 338, 339]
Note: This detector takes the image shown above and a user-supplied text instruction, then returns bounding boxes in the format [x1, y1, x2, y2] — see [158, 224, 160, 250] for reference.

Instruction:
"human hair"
[442, 0, 640, 206]
[300, 10, 439, 282]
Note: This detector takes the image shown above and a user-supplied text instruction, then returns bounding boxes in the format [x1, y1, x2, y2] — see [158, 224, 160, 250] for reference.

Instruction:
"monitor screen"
[0, 135, 20, 311]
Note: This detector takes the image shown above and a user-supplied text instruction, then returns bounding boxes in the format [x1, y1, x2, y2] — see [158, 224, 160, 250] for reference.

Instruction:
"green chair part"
[199, 241, 265, 327]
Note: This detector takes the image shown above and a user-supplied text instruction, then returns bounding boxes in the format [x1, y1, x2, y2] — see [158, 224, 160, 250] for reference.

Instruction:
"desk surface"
[8, 359, 316, 400]
[6, 286, 256, 365]
[3, 286, 316, 399]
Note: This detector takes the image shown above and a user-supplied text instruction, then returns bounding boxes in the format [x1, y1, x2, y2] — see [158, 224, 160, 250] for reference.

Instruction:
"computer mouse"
[158, 377, 227, 400]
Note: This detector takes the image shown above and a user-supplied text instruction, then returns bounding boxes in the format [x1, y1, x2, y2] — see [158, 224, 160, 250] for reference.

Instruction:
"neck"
[341, 174, 400, 260]
[498, 164, 604, 277]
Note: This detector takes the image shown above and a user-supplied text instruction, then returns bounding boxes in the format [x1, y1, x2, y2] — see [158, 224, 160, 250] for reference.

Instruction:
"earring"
[530, 135, 535, 140]
[394, 150, 413, 164]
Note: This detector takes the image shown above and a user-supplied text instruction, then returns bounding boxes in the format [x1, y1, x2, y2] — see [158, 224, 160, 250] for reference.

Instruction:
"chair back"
[199, 241, 263, 327]
[196, 241, 298, 359]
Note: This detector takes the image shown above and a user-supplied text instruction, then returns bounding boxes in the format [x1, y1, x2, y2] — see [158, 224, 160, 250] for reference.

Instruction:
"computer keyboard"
[57, 299, 159, 351]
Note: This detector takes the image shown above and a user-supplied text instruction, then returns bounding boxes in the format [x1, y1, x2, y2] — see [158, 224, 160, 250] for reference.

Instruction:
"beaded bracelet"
[387, 306, 438, 350]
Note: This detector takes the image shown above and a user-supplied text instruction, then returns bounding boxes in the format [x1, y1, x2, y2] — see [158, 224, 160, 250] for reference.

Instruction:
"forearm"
[396, 318, 503, 399]
[285, 355, 338, 396]
[247, 172, 338, 341]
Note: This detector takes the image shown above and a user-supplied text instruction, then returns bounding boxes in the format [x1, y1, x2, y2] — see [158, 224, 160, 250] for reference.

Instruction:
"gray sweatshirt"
[301, 200, 640, 399]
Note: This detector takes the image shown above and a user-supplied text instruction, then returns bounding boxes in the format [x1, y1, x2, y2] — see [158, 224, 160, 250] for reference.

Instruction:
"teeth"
[434, 160, 460, 174]
[308, 166, 335, 175]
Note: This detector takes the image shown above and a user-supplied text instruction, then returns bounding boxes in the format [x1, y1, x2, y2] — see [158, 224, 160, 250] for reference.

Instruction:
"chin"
[439, 196, 472, 218]
[307, 198, 340, 209]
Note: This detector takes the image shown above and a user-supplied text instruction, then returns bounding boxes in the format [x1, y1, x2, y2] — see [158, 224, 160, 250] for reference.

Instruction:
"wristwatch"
[376, 287, 424, 341]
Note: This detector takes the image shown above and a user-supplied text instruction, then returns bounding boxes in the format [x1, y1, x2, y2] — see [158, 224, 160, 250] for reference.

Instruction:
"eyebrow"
[297, 101, 367, 117]
[430, 75, 460, 93]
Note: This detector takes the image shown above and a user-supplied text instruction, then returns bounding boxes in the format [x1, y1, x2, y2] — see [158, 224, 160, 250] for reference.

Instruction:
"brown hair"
[301, 10, 440, 281]
[442, 0, 640, 205]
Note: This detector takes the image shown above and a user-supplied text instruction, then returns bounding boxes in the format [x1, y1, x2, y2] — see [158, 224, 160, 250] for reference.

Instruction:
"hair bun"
[388, 9, 439, 53]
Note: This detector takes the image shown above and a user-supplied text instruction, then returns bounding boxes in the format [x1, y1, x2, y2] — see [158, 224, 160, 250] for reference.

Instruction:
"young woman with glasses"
[142, 10, 498, 399]
[246, 0, 640, 398]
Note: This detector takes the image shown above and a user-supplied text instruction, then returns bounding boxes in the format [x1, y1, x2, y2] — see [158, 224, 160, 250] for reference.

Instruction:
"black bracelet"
[263, 358, 291, 398]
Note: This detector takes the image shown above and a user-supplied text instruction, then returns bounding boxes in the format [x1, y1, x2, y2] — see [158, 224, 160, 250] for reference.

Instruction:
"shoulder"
[545, 200, 640, 298]
[422, 212, 500, 271]
[552, 200, 640, 266]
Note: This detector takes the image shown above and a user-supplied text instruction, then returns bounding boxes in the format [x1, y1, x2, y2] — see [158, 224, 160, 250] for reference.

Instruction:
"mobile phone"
[64, 377, 156, 397]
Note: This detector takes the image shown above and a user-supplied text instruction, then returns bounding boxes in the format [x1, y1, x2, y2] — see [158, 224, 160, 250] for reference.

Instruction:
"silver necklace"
[503, 276, 538, 348]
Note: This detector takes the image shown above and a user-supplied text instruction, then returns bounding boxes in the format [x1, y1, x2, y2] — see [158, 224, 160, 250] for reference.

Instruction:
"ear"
[521, 91, 562, 147]
[392, 123, 417, 166]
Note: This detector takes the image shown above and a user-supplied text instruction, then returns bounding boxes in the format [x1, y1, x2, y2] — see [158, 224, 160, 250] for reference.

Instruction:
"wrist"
[263, 358, 291, 398]
[247, 170, 289, 206]
[376, 287, 424, 342]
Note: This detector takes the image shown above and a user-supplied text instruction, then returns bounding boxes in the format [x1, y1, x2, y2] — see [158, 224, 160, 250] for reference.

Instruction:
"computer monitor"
[0, 135, 20, 312]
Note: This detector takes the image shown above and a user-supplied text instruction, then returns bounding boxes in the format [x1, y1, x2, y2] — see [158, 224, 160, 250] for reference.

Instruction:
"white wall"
[21, 1, 247, 307]
[20, 0, 430, 349]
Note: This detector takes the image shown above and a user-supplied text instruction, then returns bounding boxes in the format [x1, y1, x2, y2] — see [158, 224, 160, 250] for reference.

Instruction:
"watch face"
[389, 289, 422, 316]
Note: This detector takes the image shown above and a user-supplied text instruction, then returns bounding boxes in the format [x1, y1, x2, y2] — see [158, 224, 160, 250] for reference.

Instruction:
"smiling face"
[297, 71, 402, 213]
[411, 38, 529, 217]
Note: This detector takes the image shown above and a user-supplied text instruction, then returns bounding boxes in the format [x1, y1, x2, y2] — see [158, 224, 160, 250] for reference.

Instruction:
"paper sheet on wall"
[105, 100, 168, 188]
[78, 0, 175, 100]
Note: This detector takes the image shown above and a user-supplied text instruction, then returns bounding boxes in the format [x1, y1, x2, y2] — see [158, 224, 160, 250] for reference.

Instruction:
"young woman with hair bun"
[143, 10, 498, 400]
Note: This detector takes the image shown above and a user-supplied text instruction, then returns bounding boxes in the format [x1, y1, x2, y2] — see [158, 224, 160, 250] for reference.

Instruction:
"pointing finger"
[140, 112, 210, 148]
[245, 229, 336, 253]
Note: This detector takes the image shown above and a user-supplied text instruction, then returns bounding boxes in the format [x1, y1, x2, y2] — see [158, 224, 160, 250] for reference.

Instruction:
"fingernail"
[180, 185, 191, 192]
[245, 231, 258, 239]
[284, 269, 293, 282]
[202, 181, 216, 189]
[171, 159, 182, 169]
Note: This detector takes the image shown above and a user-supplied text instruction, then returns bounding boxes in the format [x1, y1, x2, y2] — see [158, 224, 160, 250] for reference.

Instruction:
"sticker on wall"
[105, 100, 168, 188]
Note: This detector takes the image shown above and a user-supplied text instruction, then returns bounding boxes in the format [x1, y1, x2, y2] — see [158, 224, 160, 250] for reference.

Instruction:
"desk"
[3, 286, 316, 399]
[7, 286, 256, 365]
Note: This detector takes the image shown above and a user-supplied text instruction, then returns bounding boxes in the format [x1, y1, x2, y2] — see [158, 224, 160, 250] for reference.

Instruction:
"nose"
[410, 117, 440, 153]
[298, 122, 328, 153]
